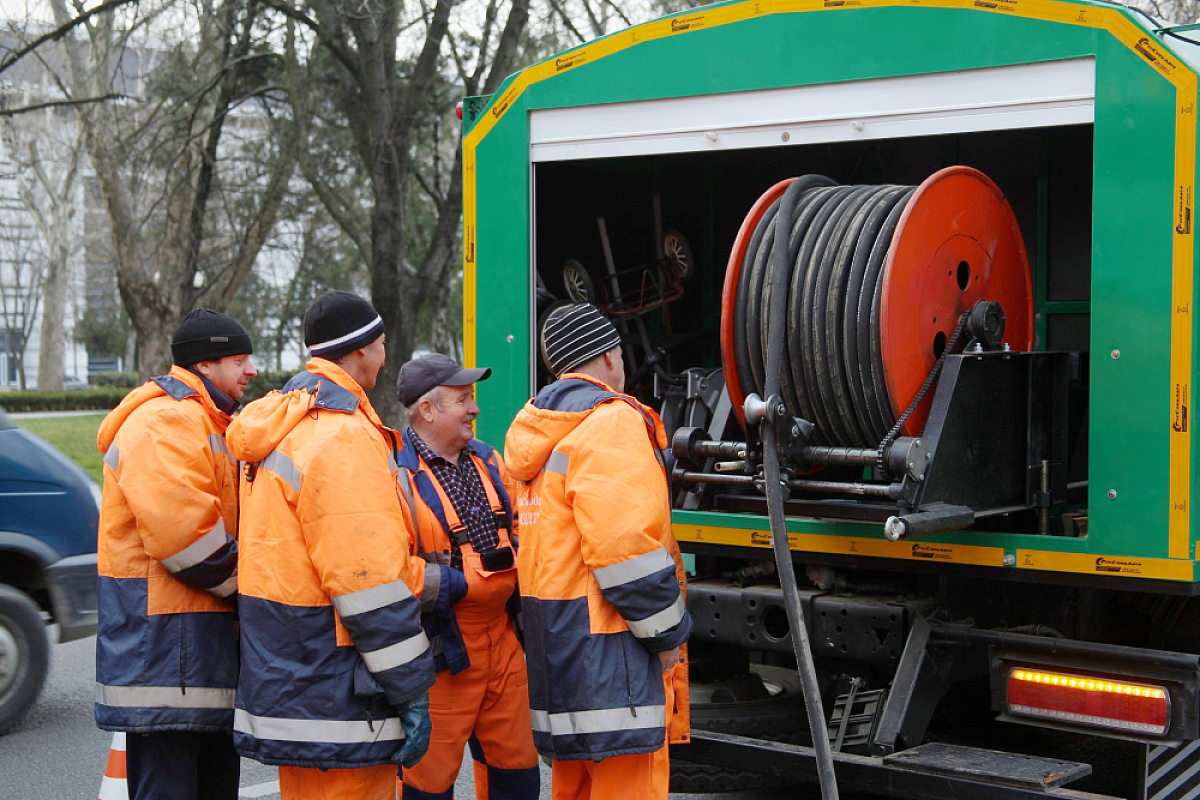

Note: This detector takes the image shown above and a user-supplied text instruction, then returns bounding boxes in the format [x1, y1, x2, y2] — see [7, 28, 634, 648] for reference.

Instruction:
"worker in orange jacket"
[227, 291, 436, 800]
[96, 309, 256, 800]
[394, 353, 539, 800]
[504, 303, 691, 800]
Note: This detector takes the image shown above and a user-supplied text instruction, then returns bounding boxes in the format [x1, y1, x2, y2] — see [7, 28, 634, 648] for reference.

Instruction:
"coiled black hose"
[735, 177, 917, 447]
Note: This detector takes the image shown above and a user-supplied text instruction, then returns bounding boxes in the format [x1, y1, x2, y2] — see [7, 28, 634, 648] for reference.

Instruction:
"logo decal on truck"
[555, 53, 588, 72]
[670, 15, 706, 32]
[912, 543, 954, 560]
[491, 87, 518, 120]
[1174, 382, 1189, 433]
[1095, 557, 1144, 575]
[1135, 37, 1179, 75]
[1177, 185, 1192, 235]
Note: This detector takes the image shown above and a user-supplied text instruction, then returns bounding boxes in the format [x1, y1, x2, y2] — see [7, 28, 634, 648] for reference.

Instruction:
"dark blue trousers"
[126, 730, 240, 800]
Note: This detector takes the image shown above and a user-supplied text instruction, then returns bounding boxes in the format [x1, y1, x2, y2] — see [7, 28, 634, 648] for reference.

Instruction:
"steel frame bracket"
[870, 614, 954, 756]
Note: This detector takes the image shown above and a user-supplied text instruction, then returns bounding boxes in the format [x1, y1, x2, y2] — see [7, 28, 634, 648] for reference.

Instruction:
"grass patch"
[18, 413, 106, 484]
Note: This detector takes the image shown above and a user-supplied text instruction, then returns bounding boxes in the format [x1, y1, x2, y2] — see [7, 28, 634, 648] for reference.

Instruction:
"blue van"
[0, 407, 99, 732]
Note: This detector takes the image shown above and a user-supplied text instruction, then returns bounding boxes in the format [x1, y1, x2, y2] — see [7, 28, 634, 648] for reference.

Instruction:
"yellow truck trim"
[1015, 549, 1196, 581]
[675, 523, 1197, 580]
[673, 523, 1006, 566]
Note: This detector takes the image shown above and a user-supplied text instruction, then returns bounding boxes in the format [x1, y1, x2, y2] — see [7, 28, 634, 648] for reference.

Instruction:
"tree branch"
[260, 0, 364, 86]
[0, 93, 131, 118]
[0, 0, 142, 78]
[486, 0, 532, 93]
[545, 0, 587, 45]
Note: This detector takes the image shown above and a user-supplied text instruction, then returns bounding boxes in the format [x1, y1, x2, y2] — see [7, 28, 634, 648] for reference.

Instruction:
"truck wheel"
[670, 665, 809, 793]
[0, 585, 50, 734]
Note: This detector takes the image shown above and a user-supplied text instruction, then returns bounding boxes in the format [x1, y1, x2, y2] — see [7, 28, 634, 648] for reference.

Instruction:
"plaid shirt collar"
[410, 429, 468, 469]
[409, 430, 500, 567]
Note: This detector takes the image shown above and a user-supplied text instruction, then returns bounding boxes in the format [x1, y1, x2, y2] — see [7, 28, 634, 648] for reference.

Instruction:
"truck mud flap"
[1144, 741, 1200, 800]
[677, 730, 1122, 800]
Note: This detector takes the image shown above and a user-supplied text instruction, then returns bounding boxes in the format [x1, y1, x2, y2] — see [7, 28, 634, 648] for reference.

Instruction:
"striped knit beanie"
[303, 290, 385, 360]
[541, 302, 622, 377]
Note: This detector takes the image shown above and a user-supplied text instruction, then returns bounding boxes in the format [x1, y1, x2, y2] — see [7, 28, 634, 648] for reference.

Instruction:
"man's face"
[427, 383, 480, 454]
[196, 354, 257, 400]
[359, 336, 387, 390]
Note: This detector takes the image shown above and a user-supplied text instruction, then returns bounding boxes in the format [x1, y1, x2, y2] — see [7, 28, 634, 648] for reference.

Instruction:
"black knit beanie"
[541, 302, 622, 377]
[303, 290, 385, 360]
[171, 309, 253, 367]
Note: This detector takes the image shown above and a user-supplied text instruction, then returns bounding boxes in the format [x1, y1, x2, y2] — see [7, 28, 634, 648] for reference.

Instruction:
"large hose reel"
[720, 166, 1034, 448]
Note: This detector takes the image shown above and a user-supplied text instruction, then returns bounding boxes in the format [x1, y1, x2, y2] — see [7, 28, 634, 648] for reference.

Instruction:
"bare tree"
[267, 0, 530, 421]
[46, 0, 295, 376]
[0, 208, 44, 390]
[0, 108, 85, 390]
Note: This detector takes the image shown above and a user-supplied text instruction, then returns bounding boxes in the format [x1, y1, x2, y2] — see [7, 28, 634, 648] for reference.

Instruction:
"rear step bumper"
[675, 731, 1120, 800]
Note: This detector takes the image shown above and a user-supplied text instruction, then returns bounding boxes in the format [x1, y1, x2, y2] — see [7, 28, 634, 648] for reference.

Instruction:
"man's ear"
[419, 397, 436, 422]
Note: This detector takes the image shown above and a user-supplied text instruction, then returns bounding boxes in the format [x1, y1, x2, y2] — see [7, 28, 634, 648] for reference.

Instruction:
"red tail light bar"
[1006, 668, 1171, 736]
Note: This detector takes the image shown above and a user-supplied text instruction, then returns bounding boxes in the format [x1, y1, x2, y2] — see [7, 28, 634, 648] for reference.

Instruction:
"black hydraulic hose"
[761, 177, 840, 800]
[737, 178, 915, 448]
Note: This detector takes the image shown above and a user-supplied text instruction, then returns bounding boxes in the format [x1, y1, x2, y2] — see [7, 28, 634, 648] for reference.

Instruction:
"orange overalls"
[395, 429, 539, 800]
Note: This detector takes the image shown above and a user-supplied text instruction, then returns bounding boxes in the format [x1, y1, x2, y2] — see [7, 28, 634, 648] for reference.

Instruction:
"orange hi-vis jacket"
[504, 374, 691, 761]
[226, 359, 435, 770]
[95, 366, 239, 733]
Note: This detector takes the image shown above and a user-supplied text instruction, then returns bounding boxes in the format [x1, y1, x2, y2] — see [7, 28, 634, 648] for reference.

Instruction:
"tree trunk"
[35, 254, 65, 390]
[132, 313, 176, 378]
[13, 350, 25, 390]
[369, 180, 412, 427]
[29, 137, 82, 391]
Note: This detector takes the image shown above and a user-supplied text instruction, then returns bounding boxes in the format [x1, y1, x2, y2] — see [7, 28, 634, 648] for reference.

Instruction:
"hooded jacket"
[95, 366, 240, 733]
[504, 374, 691, 761]
[225, 359, 435, 769]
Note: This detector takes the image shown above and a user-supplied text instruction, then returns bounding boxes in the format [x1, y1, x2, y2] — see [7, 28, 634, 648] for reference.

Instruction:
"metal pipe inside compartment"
[677, 471, 902, 499]
[692, 440, 748, 459]
[790, 479, 901, 499]
[801, 446, 880, 466]
[678, 471, 756, 487]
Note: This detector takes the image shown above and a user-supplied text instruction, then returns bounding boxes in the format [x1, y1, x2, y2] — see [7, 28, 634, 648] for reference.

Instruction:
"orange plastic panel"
[880, 166, 1033, 436]
[721, 178, 795, 429]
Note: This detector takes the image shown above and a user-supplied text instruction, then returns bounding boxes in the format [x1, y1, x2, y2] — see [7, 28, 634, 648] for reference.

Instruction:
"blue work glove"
[394, 692, 431, 769]
[434, 565, 468, 615]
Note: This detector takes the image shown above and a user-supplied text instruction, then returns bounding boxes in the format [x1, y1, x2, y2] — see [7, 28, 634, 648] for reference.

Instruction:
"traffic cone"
[97, 731, 128, 800]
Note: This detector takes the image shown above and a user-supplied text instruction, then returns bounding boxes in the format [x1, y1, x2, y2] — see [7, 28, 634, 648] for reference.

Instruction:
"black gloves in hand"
[394, 692, 432, 769]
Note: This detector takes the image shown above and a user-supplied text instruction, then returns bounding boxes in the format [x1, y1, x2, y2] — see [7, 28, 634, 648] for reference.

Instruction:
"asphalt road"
[0, 632, 809, 800]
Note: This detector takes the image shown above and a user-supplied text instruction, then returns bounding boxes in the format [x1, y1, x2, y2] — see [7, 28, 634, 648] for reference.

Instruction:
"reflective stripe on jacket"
[94, 366, 239, 733]
[225, 359, 435, 770]
[504, 374, 691, 761]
